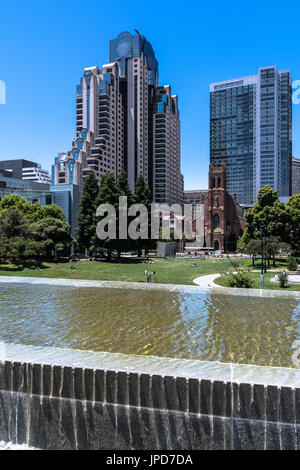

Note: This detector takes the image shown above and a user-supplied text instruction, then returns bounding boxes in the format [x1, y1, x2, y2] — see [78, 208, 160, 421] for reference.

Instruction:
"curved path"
[193, 273, 223, 288]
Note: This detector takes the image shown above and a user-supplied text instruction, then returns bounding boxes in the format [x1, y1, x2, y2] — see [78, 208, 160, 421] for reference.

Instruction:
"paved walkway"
[193, 269, 291, 289]
[193, 273, 223, 288]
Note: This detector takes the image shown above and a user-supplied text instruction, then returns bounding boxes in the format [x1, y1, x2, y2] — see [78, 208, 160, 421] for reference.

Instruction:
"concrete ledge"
[0, 343, 299, 449]
[0, 275, 300, 299]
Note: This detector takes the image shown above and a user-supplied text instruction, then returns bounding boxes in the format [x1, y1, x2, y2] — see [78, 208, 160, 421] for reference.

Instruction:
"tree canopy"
[238, 185, 299, 258]
[31, 217, 72, 257]
[77, 173, 99, 252]
[0, 195, 71, 262]
[0, 194, 65, 223]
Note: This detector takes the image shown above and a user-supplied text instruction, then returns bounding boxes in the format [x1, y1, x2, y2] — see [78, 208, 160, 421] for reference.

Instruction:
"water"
[0, 283, 299, 368]
[0, 441, 37, 450]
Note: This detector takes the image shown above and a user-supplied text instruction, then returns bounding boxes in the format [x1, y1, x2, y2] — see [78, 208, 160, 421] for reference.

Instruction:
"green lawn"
[214, 271, 300, 291]
[0, 257, 298, 289]
[0, 257, 244, 285]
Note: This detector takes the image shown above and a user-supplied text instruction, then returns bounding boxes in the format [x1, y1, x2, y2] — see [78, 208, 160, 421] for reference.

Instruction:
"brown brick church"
[185, 164, 246, 252]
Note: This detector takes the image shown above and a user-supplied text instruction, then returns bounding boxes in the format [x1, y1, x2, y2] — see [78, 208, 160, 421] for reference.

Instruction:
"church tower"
[205, 163, 227, 251]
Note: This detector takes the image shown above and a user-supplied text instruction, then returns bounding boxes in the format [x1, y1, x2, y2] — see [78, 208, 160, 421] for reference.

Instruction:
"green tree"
[77, 173, 99, 253]
[244, 239, 261, 266]
[265, 237, 290, 268]
[116, 169, 132, 201]
[239, 186, 288, 246]
[0, 208, 42, 267]
[132, 174, 153, 256]
[92, 172, 120, 261]
[287, 256, 298, 271]
[31, 217, 72, 257]
[115, 170, 133, 258]
[0, 207, 31, 239]
[0, 194, 43, 222]
[42, 204, 65, 220]
[286, 194, 300, 255]
[0, 194, 65, 223]
[237, 229, 251, 252]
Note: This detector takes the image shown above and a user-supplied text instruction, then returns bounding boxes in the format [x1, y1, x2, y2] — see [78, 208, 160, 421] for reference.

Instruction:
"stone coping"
[0, 275, 300, 299]
[1, 342, 299, 389]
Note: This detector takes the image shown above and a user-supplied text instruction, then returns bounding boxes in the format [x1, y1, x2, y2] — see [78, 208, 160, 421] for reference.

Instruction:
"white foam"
[0, 441, 38, 450]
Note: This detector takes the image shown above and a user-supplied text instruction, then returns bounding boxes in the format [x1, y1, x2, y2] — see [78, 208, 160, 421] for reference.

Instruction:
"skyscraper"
[292, 157, 300, 195]
[210, 66, 292, 206]
[153, 86, 182, 205]
[52, 31, 183, 205]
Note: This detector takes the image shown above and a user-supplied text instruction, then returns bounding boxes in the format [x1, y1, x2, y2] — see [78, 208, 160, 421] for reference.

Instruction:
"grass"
[214, 271, 300, 291]
[0, 257, 246, 285]
[0, 256, 298, 289]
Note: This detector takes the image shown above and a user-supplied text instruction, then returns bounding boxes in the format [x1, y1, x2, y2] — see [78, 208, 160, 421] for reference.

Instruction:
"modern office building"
[52, 30, 183, 205]
[0, 159, 51, 184]
[50, 184, 81, 237]
[292, 157, 300, 195]
[0, 172, 53, 206]
[22, 165, 51, 184]
[210, 66, 292, 206]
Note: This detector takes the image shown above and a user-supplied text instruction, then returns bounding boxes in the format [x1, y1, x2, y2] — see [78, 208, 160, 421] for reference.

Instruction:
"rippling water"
[0, 283, 299, 368]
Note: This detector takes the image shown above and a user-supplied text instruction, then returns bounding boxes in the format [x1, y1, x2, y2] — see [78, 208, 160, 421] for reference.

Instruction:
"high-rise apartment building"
[210, 66, 292, 206]
[52, 31, 183, 205]
[153, 86, 183, 205]
[292, 157, 300, 195]
[109, 31, 158, 192]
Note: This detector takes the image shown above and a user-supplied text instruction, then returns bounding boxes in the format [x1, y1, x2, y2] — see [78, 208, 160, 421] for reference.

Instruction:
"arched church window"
[212, 177, 216, 188]
[217, 176, 221, 188]
[213, 213, 220, 229]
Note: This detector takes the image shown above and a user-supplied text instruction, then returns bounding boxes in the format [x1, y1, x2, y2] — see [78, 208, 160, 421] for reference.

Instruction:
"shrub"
[229, 260, 241, 270]
[0, 264, 20, 271]
[226, 272, 254, 288]
[287, 256, 297, 271]
[278, 271, 288, 288]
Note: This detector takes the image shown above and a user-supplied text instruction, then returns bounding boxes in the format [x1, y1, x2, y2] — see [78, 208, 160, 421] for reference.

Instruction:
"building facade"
[0, 172, 53, 207]
[153, 86, 183, 205]
[184, 189, 208, 221]
[292, 157, 300, 195]
[52, 31, 183, 206]
[0, 159, 51, 184]
[210, 66, 292, 206]
[188, 164, 245, 252]
[22, 165, 51, 184]
[0, 158, 80, 237]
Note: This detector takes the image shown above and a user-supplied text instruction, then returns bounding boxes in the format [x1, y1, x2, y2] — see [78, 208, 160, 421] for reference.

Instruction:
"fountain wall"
[0, 344, 299, 450]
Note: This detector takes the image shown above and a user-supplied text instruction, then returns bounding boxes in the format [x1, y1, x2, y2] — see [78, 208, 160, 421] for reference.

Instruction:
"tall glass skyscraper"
[52, 31, 183, 206]
[210, 66, 292, 206]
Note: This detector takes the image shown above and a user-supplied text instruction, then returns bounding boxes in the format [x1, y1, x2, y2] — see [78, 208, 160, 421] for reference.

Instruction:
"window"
[213, 213, 220, 229]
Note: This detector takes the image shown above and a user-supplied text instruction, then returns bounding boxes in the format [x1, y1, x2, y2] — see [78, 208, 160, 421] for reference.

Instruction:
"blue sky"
[0, 0, 299, 189]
